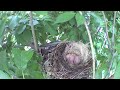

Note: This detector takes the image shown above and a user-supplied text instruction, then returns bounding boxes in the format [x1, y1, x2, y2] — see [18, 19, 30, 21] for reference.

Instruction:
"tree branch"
[29, 11, 38, 52]
[79, 11, 96, 79]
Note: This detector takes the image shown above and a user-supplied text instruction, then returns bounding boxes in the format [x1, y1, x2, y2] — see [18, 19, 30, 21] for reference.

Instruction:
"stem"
[22, 70, 25, 79]
[102, 11, 112, 79]
[79, 11, 96, 79]
[29, 11, 38, 52]
[102, 11, 117, 78]
[112, 11, 117, 53]
[108, 11, 117, 73]
[102, 11, 111, 51]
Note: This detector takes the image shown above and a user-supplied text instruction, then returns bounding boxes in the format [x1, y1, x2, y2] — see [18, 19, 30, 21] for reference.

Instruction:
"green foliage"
[16, 24, 26, 34]
[12, 48, 33, 71]
[114, 61, 120, 79]
[9, 16, 19, 30]
[0, 51, 8, 71]
[0, 20, 6, 37]
[15, 29, 32, 45]
[0, 11, 120, 79]
[75, 13, 85, 27]
[0, 19, 6, 43]
[35, 11, 48, 16]
[114, 44, 120, 54]
[0, 70, 11, 79]
[54, 12, 75, 24]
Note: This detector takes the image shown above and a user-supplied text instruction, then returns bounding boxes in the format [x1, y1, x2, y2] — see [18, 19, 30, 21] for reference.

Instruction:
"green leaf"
[27, 60, 40, 71]
[108, 32, 112, 38]
[35, 11, 48, 16]
[82, 31, 88, 42]
[0, 20, 6, 37]
[15, 29, 32, 45]
[0, 51, 8, 71]
[97, 54, 107, 62]
[95, 61, 108, 79]
[15, 69, 22, 77]
[0, 70, 11, 79]
[32, 20, 39, 25]
[29, 71, 44, 79]
[90, 12, 103, 26]
[117, 18, 120, 25]
[111, 59, 117, 70]
[0, 20, 6, 43]
[12, 48, 33, 71]
[114, 61, 120, 79]
[68, 29, 78, 41]
[19, 19, 28, 24]
[16, 24, 26, 34]
[114, 44, 120, 54]
[45, 22, 57, 36]
[54, 12, 75, 24]
[9, 16, 19, 30]
[38, 27, 47, 44]
[75, 13, 85, 27]
[109, 26, 117, 35]
[69, 18, 76, 26]
[95, 68, 102, 79]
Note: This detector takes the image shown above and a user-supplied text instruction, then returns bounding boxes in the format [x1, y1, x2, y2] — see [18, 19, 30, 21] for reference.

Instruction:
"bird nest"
[40, 41, 92, 79]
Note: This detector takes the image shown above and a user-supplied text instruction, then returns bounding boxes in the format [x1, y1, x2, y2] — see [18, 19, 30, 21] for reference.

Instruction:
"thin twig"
[112, 11, 117, 52]
[22, 70, 25, 79]
[79, 11, 96, 79]
[102, 11, 117, 79]
[108, 11, 117, 74]
[29, 11, 38, 52]
[102, 11, 111, 51]
[102, 11, 112, 79]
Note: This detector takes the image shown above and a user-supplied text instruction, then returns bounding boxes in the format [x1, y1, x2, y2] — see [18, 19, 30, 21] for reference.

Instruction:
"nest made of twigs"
[40, 41, 92, 79]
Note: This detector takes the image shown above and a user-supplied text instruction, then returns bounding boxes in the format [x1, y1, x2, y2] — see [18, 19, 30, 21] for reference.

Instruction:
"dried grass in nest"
[41, 41, 93, 79]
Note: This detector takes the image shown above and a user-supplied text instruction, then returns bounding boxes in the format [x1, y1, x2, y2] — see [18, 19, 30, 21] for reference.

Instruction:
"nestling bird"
[39, 41, 92, 79]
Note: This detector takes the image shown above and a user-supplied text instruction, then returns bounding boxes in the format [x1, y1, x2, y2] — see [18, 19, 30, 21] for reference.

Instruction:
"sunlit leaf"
[114, 61, 120, 79]
[9, 16, 19, 30]
[117, 18, 120, 25]
[0, 20, 6, 37]
[114, 44, 120, 54]
[95, 61, 108, 79]
[0, 20, 6, 43]
[0, 51, 8, 71]
[0, 70, 11, 79]
[75, 13, 85, 27]
[12, 48, 33, 71]
[35, 11, 48, 16]
[54, 12, 75, 24]
[90, 12, 103, 26]
[45, 22, 57, 36]
[29, 20, 39, 26]
[16, 24, 26, 34]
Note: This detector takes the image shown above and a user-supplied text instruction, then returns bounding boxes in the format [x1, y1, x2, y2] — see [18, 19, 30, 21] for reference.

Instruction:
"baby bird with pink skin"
[64, 41, 90, 68]
[66, 54, 80, 66]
